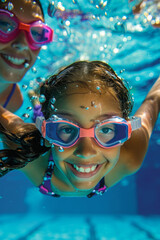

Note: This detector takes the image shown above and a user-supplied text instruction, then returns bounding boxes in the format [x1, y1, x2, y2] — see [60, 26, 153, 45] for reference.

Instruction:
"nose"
[11, 31, 29, 51]
[73, 137, 98, 159]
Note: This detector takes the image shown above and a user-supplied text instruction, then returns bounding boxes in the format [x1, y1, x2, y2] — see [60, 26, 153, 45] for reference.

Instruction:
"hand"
[130, 0, 160, 28]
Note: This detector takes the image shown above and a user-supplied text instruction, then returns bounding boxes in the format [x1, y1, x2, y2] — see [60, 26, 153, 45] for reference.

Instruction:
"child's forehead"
[52, 88, 122, 125]
[56, 79, 113, 95]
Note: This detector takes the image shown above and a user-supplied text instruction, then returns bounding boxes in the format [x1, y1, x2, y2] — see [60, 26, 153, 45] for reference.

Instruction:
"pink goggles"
[0, 9, 53, 50]
[36, 116, 141, 148]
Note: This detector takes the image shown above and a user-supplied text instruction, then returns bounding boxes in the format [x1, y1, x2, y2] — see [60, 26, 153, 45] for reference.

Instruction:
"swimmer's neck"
[0, 81, 15, 94]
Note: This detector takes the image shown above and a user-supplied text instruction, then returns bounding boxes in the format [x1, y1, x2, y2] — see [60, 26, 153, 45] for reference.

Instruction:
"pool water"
[0, 0, 160, 238]
[0, 214, 160, 239]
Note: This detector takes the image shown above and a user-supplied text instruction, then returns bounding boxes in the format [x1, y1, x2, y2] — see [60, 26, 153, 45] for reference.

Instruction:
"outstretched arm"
[0, 105, 24, 132]
[105, 76, 160, 187]
[131, 0, 160, 28]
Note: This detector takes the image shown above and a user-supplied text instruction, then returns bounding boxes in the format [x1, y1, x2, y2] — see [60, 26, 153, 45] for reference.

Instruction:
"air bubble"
[24, 62, 30, 68]
[50, 104, 55, 110]
[39, 94, 46, 103]
[32, 67, 37, 73]
[50, 97, 56, 104]
[22, 113, 30, 118]
[27, 106, 32, 111]
[113, 48, 119, 53]
[7, 2, 14, 11]
[51, 115, 59, 120]
[58, 146, 64, 152]
[114, 21, 125, 33]
[91, 101, 95, 106]
[22, 84, 28, 90]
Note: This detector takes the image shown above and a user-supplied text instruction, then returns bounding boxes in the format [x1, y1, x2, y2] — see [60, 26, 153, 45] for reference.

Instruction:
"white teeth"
[73, 164, 97, 173]
[3, 54, 25, 65]
[79, 167, 85, 173]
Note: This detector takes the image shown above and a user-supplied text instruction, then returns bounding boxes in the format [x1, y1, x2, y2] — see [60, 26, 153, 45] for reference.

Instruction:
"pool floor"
[0, 214, 160, 240]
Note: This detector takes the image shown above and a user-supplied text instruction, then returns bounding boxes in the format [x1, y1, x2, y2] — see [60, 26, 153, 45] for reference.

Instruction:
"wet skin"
[48, 86, 124, 195]
[0, 0, 44, 88]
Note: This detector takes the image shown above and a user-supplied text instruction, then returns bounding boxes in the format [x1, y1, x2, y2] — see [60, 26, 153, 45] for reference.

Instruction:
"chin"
[71, 179, 98, 191]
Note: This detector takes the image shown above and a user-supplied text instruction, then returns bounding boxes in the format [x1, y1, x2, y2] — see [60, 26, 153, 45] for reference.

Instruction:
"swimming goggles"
[0, 9, 53, 50]
[36, 116, 141, 148]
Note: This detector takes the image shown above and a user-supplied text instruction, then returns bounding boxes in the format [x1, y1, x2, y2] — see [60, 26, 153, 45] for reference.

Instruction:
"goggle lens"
[46, 122, 79, 146]
[30, 25, 51, 43]
[95, 123, 116, 145]
[0, 14, 17, 35]
[95, 123, 128, 147]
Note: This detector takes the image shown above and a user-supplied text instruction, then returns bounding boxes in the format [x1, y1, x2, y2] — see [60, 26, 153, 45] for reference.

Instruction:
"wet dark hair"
[0, 123, 49, 177]
[0, 61, 133, 177]
[41, 61, 133, 119]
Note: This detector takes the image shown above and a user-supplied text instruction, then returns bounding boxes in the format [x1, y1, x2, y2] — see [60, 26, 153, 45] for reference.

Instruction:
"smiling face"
[49, 83, 123, 194]
[0, 0, 44, 84]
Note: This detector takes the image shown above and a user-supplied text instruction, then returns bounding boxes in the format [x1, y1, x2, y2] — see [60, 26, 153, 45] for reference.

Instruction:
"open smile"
[66, 162, 105, 178]
[1, 53, 29, 69]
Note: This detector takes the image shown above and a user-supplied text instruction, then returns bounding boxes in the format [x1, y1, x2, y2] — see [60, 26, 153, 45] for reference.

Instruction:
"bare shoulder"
[21, 150, 51, 186]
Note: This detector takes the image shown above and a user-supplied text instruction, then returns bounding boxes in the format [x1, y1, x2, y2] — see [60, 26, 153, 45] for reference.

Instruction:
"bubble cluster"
[31, 95, 38, 100]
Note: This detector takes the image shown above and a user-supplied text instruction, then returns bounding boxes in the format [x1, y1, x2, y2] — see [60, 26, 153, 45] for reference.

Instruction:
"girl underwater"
[0, 0, 53, 112]
[0, 60, 159, 197]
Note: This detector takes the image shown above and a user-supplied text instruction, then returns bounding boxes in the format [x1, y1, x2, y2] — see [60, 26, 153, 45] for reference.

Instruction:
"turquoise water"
[0, 0, 160, 238]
